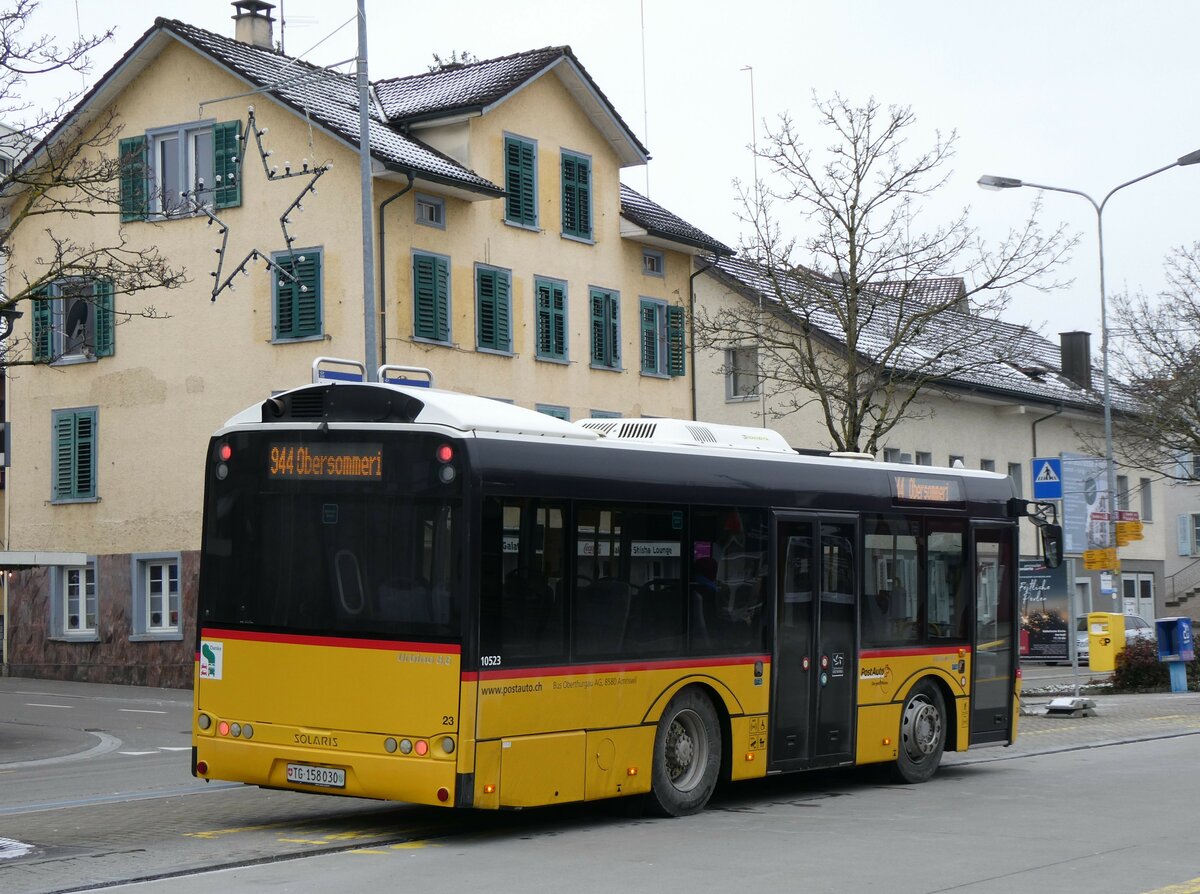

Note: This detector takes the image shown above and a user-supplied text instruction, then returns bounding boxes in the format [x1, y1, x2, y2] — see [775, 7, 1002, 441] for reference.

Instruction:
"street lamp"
[978, 150, 1200, 601]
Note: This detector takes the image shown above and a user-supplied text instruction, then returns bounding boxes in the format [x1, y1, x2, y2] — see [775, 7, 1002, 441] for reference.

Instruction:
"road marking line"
[160, 746, 192, 751]
[119, 751, 159, 756]
[119, 708, 168, 714]
[25, 703, 72, 709]
[1142, 878, 1200, 894]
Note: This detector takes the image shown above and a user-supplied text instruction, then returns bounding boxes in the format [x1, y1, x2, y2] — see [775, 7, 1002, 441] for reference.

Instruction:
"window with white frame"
[132, 555, 181, 638]
[119, 120, 241, 220]
[55, 564, 97, 638]
[642, 249, 664, 277]
[33, 279, 114, 363]
[725, 346, 759, 399]
[415, 194, 445, 228]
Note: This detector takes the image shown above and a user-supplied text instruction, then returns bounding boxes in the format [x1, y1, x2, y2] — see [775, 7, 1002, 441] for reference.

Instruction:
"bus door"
[769, 514, 857, 771]
[970, 524, 1018, 745]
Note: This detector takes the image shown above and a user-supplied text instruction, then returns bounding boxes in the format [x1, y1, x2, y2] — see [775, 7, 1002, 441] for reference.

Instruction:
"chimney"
[1059, 331, 1092, 390]
[232, 0, 276, 50]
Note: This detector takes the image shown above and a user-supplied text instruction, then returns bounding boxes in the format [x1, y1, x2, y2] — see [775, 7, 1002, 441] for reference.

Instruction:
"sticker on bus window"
[200, 640, 223, 680]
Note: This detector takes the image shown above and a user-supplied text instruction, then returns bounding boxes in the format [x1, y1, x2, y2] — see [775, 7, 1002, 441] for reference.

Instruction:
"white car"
[1075, 614, 1155, 665]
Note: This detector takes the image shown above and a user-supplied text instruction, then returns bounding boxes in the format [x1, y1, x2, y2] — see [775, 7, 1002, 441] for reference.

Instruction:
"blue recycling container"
[1154, 617, 1194, 693]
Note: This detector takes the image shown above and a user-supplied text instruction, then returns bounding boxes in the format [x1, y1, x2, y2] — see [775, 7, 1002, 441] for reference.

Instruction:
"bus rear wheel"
[649, 689, 721, 817]
[890, 680, 946, 784]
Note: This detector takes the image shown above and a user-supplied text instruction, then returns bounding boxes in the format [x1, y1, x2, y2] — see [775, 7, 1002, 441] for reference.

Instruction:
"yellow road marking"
[1141, 877, 1200, 894]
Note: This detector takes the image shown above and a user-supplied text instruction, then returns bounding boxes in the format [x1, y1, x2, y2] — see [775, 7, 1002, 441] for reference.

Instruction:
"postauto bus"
[193, 363, 1061, 815]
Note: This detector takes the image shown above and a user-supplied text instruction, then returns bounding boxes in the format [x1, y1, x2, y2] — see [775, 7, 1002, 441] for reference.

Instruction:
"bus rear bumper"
[195, 737, 460, 806]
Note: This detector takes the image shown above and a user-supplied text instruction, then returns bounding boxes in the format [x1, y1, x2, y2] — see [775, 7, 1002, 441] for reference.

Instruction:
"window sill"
[51, 496, 99, 505]
[50, 633, 100, 643]
[726, 394, 760, 403]
[589, 363, 623, 373]
[50, 354, 98, 368]
[536, 355, 570, 366]
[129, 632, 184, 643]
[476, 346, 514, 358]
[411, 336, 456, 348]
[640, 370, 670, 380]
[504, 219, 540, 233]
[561, 232, 595, 246]
[271, 333, 326, 345]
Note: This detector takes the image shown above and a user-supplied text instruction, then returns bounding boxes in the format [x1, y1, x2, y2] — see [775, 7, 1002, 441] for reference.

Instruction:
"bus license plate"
[286, 763, 345, 788]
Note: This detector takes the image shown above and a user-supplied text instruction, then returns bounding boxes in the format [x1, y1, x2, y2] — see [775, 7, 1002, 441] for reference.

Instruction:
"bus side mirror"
[1041, 524, 1063, 568]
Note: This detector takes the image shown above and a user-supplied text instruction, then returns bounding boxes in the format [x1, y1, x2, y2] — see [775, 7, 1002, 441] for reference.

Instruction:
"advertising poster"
[1019, 558, 1070, 661]
[1062, 453, 1109, 554]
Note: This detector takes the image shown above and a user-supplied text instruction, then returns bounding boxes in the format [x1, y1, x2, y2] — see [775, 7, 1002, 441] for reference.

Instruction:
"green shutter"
[505, 137, 536, 227]
[213, 120, 243, 209]
[53, 409, 96, 500]
[476, 268, 511, 352]
[590, 290, 618, 368]
[94, 280, 115, 357]
[274, 251, 322, 339]
[32, 289, 52, 362]
[118, 135, 148, 222]
[640, 301, 659, 373]
[666, 305, 686, 376]
[562, 153, 592, 239]
[536, 279, 566, 360]
[414, 253, 449, 342]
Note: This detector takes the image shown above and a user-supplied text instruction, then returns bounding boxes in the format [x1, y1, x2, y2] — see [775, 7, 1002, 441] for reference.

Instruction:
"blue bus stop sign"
[1032, 457, 1063, 500]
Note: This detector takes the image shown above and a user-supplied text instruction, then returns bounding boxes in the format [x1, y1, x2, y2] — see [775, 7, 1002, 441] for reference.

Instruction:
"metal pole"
[356, 0, 378, 380]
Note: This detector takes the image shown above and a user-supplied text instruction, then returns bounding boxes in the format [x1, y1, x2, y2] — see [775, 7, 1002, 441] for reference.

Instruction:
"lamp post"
[979, 150, 1200, 602]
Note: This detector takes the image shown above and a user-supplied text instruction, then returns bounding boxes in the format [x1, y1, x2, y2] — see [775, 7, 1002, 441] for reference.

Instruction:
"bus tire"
[890, 680, 946, 785]
[649, 688, 721, 817]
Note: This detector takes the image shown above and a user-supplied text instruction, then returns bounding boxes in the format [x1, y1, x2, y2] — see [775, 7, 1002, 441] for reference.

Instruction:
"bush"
[1111, 638, 1199, 692]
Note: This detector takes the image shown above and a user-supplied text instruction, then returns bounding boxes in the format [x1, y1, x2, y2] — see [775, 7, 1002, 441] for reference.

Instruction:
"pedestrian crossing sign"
[1032, 457, 1063, 500]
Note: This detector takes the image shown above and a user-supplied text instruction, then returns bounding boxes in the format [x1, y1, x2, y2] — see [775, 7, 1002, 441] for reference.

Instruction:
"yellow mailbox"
[1087, 612, 1127, 672]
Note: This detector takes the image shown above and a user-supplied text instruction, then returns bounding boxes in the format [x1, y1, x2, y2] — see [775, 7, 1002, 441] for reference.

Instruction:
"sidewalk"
[2, 676, 1199, 769]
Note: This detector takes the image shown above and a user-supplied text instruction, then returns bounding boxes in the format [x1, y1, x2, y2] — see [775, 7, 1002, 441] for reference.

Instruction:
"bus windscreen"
[200, 432, 462, 640]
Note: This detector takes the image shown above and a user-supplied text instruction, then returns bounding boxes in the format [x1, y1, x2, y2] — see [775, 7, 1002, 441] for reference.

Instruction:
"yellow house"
[0, 3, 729, 685]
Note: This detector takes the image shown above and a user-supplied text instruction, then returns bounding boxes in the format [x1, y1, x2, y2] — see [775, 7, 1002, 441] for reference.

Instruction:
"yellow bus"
[193, 366, 1061, 815]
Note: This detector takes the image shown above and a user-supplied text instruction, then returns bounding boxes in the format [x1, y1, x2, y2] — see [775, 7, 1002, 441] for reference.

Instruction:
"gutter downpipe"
[377, 172, 416, 368]
[689, 254, 721, 421]
[1031, 404, 1063, 458]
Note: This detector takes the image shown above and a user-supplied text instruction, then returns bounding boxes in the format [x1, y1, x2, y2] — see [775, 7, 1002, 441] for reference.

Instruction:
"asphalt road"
[3, 675, 1199, 894]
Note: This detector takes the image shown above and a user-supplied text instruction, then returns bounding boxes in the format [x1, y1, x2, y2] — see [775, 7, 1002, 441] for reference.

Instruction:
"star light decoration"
[175, 107, 332, 302]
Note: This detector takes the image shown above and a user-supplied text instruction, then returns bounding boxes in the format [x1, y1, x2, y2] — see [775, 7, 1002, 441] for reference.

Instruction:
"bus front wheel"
[648, 689, 721, 816]
[890, 680, 946, 784]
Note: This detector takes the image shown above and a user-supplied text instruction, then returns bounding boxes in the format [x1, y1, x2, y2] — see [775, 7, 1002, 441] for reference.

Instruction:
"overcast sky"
[21, 0, 1200, 344]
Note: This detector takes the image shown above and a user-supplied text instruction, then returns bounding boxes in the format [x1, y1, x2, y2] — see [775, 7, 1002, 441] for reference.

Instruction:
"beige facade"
[0, 24, 712, 683]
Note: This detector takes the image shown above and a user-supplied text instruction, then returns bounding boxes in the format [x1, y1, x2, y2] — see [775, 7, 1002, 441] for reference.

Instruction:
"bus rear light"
[441, 737, 455, 754]
[1016, 667, 1023, 679]
[436, 787, 450, 802]
[197, 713, 211, 731]
[196, 760, 209, 775]
[626, 767, 638, 777]
[218, 721, 230, 736]
[399, 739, 413, 755]
[483, 784, 496, 794]
[242, 724, 254, 740]
[435, 444, 454, 463]
[438, 465, 457, 484]
[744, 752, 755, 762]
[384, 737, 398, 754]
[230, 723, 242, 738]
[415, 740, 429, 756]
[218, 443, 233, 461]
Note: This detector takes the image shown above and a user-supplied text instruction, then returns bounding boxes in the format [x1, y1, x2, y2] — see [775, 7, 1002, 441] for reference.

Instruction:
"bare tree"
[0, 0, 186, 364]
[695, 93, 1076, 453]
[1109, 243, 1200, 479]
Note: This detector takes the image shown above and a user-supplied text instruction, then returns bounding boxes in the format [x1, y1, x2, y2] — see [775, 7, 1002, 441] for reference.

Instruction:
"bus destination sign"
[891, 474, 963, 504]
[268, 443, 383, 480]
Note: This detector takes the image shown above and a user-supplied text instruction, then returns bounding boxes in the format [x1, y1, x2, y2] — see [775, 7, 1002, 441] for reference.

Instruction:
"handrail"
[1166, 556, 1200, 601]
